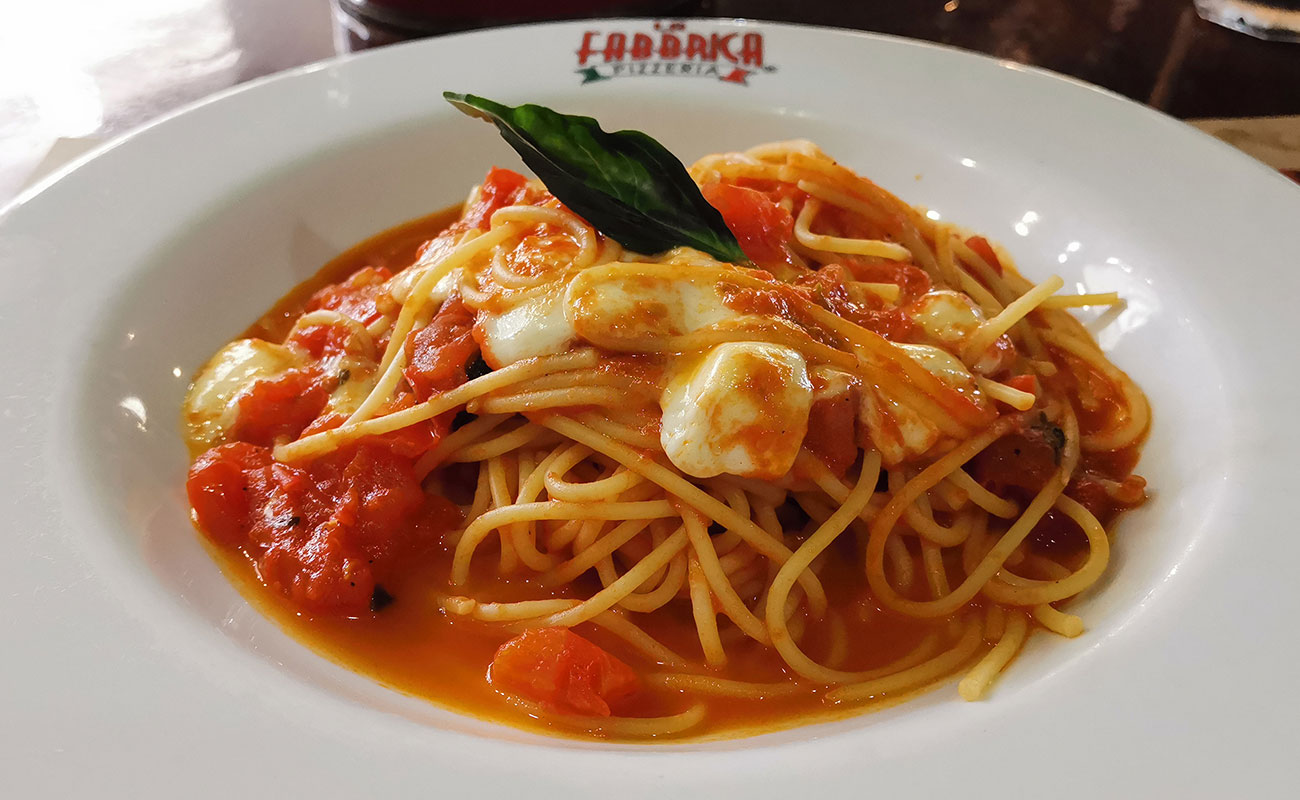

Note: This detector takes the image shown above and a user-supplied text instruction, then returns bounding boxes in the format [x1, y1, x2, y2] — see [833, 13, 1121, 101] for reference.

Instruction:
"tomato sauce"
[209, 528, 954, 740]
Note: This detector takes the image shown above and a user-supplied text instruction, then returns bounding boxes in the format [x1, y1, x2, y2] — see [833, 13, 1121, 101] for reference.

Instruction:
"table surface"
[2, 0, 1298, 203]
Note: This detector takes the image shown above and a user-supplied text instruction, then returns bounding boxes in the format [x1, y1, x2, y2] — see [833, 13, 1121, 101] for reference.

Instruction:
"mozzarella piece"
[183, 338, 303, 450]
[894, 343, 978, 391]
[388, 223, 467, 304]
[476, 288, 575, 368]
[911, 290, 981, 344]
[566, 273, 742, 345]
[428, 269, 459, 308]
[858, 345, 981, 466]
[910, 290, 1013, 375]
[659, 342, 812, 480]
[323, 355, 377, 418]
[859, 385, 939, 467]
[810, 365, 859, 403]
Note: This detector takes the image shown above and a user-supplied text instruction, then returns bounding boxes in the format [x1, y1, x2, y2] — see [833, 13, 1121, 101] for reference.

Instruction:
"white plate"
[2, 19, 1297, 798]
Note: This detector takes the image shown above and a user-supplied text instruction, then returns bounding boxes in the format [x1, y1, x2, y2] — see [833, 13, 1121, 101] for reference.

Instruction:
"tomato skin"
[490, 628, 641, 717]
[701, 182, 795, 269]
[403, 294, 479, 401]
[1004, 374, 1039, 396]
[461, 167, 530, 230]
[805, 392, 858, 476]
[965, 235, 1002, 275]
[795, 264, 917, 341]
[307, 266, 393, 327]
[288, 323, 353, 359]
[187, 440, 454, 615]
[186, 443, 268, 547]
[230, 368, 331, 448]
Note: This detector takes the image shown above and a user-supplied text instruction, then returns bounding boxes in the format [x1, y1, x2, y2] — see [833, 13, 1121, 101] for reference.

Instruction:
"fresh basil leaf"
[443, 92, 748, 264]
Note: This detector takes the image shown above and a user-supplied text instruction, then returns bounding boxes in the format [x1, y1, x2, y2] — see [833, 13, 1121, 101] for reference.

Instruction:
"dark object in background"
[332, 0, 1300, 119]
[337, 0, 689, 34]
[1194, 0, 1300, 41]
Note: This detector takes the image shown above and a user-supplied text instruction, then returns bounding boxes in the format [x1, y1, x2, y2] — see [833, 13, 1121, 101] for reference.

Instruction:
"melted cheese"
[894, 343, 978, 391]
[858, 344, 982, 466]
[810, 365, 859, 403]
[477, 288, 575, 368]
[910, 290, 1012, 375]
[911, 290, 981, 344]
[324, 355, 378, 418]
[567, 273, 742, 345]
[860, 385, 939, 467]
[471, 230, 592, 368]
[659, 342, 812, 480]
[183, 338, 302, 450]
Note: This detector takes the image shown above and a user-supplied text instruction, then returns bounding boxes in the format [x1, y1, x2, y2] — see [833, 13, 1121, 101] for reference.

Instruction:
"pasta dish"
[182, 95, 1149, 740]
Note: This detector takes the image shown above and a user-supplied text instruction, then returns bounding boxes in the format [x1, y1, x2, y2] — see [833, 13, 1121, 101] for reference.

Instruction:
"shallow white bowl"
[2, 19, 1298, 798]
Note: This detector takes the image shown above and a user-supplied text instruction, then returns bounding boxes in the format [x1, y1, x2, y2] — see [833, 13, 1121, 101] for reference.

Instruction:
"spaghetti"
[182, 140, 1149, 741]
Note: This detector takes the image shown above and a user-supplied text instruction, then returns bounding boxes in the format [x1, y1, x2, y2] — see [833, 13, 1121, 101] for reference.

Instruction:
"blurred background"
[2, 0, 1298, 202]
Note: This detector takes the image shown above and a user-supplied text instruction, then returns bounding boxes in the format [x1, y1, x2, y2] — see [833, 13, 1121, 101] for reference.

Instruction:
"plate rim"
[5, 17, 1297, 221]
[2, 17, 1298, 797]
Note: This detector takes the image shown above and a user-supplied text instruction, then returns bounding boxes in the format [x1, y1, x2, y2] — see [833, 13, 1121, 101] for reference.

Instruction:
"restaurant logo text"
[575, 21, 775, 86]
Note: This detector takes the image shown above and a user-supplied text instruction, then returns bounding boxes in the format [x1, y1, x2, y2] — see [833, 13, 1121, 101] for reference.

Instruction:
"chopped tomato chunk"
[839, 256, 932, 305]
[288, 323, 353, 359]
[230, 368, 330, 447]
[301, 398, 450, 461]
[412, 169, 539, 269]
[307, 266, 393, 328]
[813, 193, 906, 242]
[1004, 374, 1039, 396]
[186, 441, 456, 614]
[461, 167, 530, 230]
[701, 182, 795, 270]
[489, 628, 641, 716]
[805, 393, 858, 475]
[403, 294, 479, 401]
[795, 264, 916, 341]
[968, 416, 1064, 497]
[300, 410, 346, 438]
[186, 442, 266, 547]
[366, 394, 451, 460]
[965, 235, 1002, 275]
